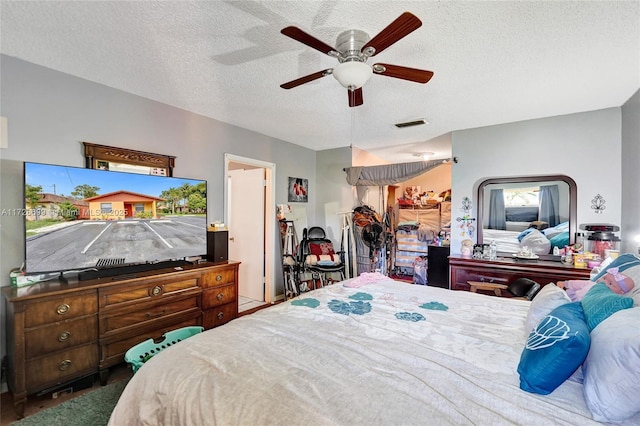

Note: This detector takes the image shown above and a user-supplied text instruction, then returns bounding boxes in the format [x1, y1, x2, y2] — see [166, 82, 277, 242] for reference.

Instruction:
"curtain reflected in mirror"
[478, 175, 576, 256]
[539, 185, 560, 226]
[488, 189, 506, 230]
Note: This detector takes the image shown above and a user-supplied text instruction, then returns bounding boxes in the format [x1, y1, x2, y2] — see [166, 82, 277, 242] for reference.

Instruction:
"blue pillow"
[549, 232, 569, 249]
[517, 228, 535, 242]
[517, 302, 590, 395]
[580, 282, 633, 332]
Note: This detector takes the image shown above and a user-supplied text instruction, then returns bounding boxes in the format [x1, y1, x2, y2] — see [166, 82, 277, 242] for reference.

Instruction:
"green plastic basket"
[124, 326, 204, 373]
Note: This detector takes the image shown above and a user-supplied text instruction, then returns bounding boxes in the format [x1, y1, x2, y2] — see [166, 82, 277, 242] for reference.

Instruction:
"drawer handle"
[217, 312, 224, 320]
[58, 331, 71, 342]
[149, 286, 163, 296]
[56, 304, 70, 315]
[59, 359, 72, 371]
[216, 293, 224, 301]
[215, 274, 223, 282]
[145, 309, 166, 319]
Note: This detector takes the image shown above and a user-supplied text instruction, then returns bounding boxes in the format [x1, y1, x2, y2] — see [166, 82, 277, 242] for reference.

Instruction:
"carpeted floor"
[10, 379, 129, 426]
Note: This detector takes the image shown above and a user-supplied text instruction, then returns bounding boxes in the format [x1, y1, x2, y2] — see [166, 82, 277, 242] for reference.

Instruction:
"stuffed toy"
[461, 239, 474, 257]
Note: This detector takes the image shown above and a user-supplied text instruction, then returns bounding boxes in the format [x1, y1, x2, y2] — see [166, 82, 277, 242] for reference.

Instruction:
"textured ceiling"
[1, 1, 639, 163]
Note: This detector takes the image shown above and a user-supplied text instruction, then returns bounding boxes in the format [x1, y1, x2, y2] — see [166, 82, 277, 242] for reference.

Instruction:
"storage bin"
[125, 326, 204, 373]
[413, 256, 428, 285]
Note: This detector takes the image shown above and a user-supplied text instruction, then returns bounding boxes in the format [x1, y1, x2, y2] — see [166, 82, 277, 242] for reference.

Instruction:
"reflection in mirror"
[477, 175, 576, 256]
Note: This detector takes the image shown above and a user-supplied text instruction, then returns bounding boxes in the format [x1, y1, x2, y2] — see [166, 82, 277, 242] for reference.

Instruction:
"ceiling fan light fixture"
[332, 61, 373, 89]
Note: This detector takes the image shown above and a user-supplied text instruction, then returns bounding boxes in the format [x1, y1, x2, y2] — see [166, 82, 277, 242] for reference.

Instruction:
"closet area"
[345, 159, 452, 288]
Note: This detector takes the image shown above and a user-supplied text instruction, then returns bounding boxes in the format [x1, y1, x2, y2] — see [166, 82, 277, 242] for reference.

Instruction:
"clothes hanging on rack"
[338, 212, 356, 279]
[280, 219, 300, 299]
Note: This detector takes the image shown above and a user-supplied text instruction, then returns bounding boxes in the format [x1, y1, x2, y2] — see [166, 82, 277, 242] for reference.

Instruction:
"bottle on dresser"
[489, 240, 497, 260]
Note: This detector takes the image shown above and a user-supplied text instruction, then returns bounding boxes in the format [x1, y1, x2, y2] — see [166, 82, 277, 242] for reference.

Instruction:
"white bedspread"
[483, 229, 522, 253]
[109, 277, 618, 426]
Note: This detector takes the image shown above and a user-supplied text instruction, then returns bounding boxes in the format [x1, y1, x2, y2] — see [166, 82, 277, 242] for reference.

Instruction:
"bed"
[482, 229, 523, 253]
[109, 273, 640, 425]
[484, 222, 571, 254]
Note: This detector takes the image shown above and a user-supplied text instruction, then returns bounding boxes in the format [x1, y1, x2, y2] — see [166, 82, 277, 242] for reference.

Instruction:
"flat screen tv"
[24, 161, 207, 277]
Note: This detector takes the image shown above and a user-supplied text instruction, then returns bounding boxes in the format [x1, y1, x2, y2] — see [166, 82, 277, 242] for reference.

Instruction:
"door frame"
[224, 153, 276, 303]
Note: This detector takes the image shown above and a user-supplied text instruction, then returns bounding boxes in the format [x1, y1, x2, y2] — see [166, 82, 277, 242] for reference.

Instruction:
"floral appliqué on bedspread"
[349, 292, 373, 301]
[420, 301, 449, 311]
[291, 298, 320, 308]
[395, 312, 426, 322]
[328, 299, 372, 315]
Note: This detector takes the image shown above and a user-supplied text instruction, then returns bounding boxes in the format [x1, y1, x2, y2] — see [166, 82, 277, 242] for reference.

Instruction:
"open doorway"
[224, 154, 276, 312]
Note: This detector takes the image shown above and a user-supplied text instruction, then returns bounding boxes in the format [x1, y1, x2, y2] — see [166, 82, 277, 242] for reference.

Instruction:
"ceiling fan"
[279, 12, 434, 107]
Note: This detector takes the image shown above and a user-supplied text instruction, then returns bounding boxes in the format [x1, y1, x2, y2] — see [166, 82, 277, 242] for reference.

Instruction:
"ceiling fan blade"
[280, 69, 332, 89]
[281, 26, 336, 55]
[373, 63, 434, 83]
[348, 88, 363, 107]
[361, 12, 422, 56]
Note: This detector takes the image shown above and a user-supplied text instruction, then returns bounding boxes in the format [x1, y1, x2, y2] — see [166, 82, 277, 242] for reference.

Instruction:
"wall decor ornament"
[591, 194, 606, 214]
[456, 197, 476, 238]
[461, 196, 472, 214]
[288, 177, 308, 203]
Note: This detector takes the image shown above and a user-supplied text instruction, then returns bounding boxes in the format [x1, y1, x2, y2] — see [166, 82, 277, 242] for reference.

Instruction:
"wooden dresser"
[449, 254, 591, 295]
[2, 260, 239, 419]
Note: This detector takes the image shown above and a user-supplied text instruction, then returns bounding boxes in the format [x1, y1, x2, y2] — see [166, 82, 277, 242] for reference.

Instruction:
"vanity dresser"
[2, 260, 239, 419]
[449, 254, 591, 295]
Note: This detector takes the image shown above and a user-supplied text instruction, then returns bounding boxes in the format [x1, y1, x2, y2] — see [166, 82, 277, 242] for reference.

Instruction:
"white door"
[228, 168, 265, 301]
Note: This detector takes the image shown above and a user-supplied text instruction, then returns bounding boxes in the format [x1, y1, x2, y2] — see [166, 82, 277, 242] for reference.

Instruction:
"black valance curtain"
[344, 159, 448, 186]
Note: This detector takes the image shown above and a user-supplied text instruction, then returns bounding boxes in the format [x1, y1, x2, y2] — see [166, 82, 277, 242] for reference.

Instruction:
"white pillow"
[524, 283, 571, 333]
[582, 307, 640, 423]
[520, 229, 551, 255]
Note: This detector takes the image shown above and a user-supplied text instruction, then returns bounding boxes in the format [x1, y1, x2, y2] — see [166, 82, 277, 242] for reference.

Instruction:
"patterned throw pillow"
[518, 302, 591, 395]
[580, 282, 633, 332]
[309, 242, 335, 256]
[306, 242, 340, 265]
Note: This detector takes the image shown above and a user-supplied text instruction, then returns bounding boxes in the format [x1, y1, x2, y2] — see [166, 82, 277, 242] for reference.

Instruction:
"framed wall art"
[288, 177, 308, 203]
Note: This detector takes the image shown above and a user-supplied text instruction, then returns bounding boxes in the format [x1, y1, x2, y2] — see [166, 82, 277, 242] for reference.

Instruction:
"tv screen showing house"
[24, 162, 207, 274]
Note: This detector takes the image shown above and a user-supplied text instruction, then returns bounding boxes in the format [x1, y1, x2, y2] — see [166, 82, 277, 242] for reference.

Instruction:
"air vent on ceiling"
[394, 119, 428, 128]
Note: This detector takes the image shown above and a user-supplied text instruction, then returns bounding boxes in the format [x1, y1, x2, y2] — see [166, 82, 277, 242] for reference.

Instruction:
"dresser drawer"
[202, 283, 236, 309]
[25, 315, 98, 359]
[100, 316, 200, 367]
[449, 256, 592, 293]
[99, 276, 200, 309]
[24, 291, 97, 328]
[201, 268, 236, 289]
[203, 303, 236, 328]
[451, 267, 510, 291]
[100, 296, 200, 333]
[25, 343, 98, 391]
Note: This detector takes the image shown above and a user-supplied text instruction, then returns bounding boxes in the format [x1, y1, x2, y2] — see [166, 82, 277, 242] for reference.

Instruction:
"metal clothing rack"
[281, 220, 300, 300]
[337, 212, 356, 279]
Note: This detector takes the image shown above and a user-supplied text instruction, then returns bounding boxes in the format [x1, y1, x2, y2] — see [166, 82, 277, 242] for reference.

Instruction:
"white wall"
[450, 108, 622, 255]
[316, 147, 353, 244]
[621, 89, 640, 253]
